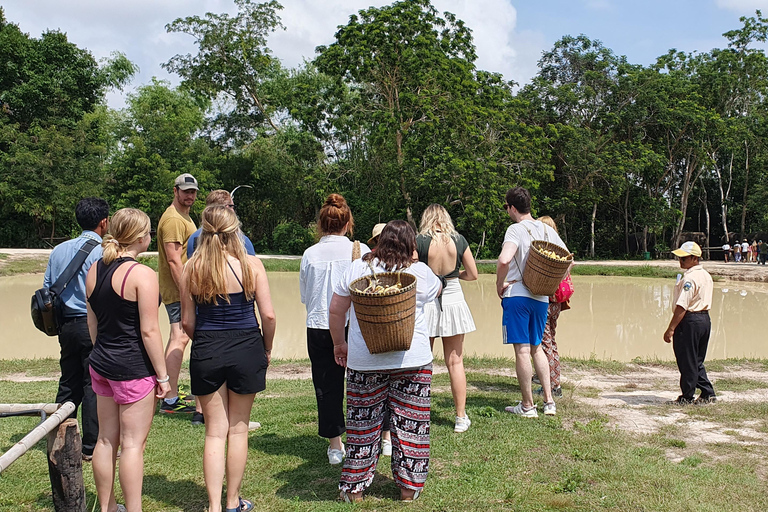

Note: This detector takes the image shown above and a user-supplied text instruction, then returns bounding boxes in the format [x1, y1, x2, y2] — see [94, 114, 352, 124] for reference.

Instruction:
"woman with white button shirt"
[300, 194, 370, 465]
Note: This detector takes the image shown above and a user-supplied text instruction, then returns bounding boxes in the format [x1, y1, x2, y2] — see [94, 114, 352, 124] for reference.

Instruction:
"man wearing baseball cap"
[663, 241, 716, 405]
[157, 173, 200, 420]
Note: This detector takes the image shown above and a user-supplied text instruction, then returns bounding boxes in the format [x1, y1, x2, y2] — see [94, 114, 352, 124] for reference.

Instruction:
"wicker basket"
[522, 241, 573, 296]
[349, 271, 417, 354]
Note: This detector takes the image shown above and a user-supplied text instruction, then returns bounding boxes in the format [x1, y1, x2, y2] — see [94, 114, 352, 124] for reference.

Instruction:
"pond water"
[2, 274, 767, 361]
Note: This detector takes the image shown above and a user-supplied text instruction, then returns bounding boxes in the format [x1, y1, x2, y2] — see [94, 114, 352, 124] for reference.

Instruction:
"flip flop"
[224, 497, 253, 512]
[401, 490, 421, 502]
[339, 490, 363, 503]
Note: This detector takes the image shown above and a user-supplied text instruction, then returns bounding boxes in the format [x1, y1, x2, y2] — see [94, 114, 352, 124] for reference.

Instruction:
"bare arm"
[496, 241, 518, 298]
[459, 246, 478, 281]
[85, 265, 98, 343]
[135, 266, 171, 398]
[251, 256, 276, 364]
[329, 293, 351, 367]
[164, 241, 185, 289]
[179, 263, 196, 339]
[664, 305, 687, 344]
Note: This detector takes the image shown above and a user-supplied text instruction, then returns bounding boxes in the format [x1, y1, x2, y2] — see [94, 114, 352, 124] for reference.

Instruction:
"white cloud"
[715, 0, 768, 13]
[1, 0, 545, 106]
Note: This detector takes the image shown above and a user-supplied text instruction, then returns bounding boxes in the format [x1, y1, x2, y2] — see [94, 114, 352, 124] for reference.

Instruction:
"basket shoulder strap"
[351, 240, 361, 261]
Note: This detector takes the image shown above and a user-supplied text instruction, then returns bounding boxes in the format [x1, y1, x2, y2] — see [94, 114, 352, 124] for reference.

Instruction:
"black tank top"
[88, 257, 155, 381]
[195, 261, 260, 331]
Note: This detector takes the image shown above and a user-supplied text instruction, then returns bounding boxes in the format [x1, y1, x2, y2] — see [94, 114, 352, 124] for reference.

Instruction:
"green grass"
[0, 255, 48, 277]
[2, 369, 768, 511]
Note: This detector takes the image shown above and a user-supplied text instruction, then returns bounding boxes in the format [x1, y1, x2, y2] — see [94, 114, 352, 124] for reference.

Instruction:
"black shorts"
[190, 328, 268, 396]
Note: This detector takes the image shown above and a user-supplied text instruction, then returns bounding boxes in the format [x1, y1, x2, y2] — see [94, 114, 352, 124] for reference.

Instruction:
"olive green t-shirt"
[157, 205, 196, 305]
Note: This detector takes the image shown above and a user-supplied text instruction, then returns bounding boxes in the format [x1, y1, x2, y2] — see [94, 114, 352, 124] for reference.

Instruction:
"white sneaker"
[328, 443, 345, 465]
[454, 415, 471, 433]
[543, 402, 556, 416]
[505, 402, 538, 418]
[381, 438, 392, 456]
[248, 421, 261, 431]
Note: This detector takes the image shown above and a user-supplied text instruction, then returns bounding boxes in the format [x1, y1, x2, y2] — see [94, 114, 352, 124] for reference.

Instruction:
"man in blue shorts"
[496, 187, 569, 418]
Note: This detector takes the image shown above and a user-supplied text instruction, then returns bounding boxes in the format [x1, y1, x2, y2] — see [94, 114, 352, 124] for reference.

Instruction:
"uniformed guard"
[663, 241, 716, 404]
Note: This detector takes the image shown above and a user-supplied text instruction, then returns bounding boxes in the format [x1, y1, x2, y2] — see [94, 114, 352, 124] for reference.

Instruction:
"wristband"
[156, 375, 170, 383]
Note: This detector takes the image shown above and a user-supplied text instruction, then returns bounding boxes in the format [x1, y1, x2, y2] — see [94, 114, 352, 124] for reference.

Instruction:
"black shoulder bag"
[31, 238, 99, 336]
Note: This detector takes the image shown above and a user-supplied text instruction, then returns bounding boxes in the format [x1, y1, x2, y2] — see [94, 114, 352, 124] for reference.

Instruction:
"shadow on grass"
[143, 473, 208, 511]
[35, 489, 99, 511]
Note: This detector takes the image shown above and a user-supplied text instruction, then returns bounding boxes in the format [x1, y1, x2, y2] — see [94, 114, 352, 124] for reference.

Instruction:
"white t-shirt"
[502, 219, 568, 302]
[742, 242, 749, 252]
[300, 236, 371, 329]
[722, 244, 730, 251]
[333, 258, 441, 371]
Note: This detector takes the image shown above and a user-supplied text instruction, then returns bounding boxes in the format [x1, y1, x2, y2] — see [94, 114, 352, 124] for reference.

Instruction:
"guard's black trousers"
[57, 317, 99, 456]
[307, 328, 347, 439]
[673, 311, 716, 400]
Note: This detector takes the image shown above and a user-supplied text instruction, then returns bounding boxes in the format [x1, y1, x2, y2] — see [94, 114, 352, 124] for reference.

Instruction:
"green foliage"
[271, 221, 314, 255]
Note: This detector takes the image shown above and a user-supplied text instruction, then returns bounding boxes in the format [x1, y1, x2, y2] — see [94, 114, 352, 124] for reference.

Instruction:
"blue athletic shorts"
[502, 296, 549, 345]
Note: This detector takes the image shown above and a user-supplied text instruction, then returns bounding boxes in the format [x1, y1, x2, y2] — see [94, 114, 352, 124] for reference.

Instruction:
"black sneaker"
[666, 395, 694, 405]
[159, 398, 196, 414]
[694, 395, 717, 405]
[191, 412, 204, 425]
[533, 386, 563, 398]
[177, 385, 194, 404]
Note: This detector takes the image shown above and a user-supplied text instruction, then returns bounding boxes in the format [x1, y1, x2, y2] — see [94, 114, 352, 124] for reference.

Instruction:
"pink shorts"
[89, 367, 156, 405]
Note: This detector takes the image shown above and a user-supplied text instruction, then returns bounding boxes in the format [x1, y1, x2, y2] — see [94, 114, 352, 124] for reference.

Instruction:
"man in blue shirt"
[43, 198, 109, 460]
[187, 189, 256, 259]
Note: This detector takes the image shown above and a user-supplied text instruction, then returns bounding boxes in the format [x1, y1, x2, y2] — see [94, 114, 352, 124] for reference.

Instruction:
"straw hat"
[368, 223, 386, 245]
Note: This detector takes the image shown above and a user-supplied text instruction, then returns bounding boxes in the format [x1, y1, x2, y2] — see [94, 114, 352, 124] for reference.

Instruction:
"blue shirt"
[43, 231, 103, 318]
[187, 229, 256, 258]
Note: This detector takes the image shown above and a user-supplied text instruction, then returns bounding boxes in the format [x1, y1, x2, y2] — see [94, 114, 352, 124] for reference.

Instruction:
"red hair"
[318, 193, 354, 236]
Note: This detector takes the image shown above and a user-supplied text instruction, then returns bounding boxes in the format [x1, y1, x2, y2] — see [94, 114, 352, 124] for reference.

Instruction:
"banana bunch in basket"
[361, 278, 403, 294]
[538, 247, 570, 261]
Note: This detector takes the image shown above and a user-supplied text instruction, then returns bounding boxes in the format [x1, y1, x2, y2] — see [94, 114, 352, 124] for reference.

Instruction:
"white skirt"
[423, 278, 476, 337]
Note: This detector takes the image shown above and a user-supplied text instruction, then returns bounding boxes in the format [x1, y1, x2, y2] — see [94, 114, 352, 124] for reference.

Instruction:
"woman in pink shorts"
[86, 208, 171, 512]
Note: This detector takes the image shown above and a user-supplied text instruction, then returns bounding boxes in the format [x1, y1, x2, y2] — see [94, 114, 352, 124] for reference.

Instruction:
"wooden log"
[0, 401, 76, 473]
[0, 403, 62, 415]
[47, 418, 85, 512]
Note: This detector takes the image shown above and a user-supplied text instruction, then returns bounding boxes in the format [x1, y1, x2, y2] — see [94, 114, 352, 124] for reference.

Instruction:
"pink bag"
[552, 274, 574, 303]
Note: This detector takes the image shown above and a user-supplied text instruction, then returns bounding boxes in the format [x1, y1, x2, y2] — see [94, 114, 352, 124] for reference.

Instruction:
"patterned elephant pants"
[541, 302, 562, 387]
[339, 364, 432, 493]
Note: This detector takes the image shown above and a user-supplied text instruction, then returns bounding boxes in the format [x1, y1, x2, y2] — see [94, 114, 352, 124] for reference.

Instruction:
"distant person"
[416, 204, 478, 433]
[760, 240, 767, 265]
[86, 208, 171, 512]
[663, 242, 716, 405]
[187, 189, 256, 258]
[733, 241, 741, 263]
[534, 216, 571, 399]
[750, 240, 757, 263]
[496, 187, 568, 418]
[742, 239, 750, 263]
[43, 198, 109, 462]
[367, 223, 386, 247]
[721, 242, 730, 263]
[157, 173, 200, 421]
[300, 194, 370, 465]
[180, 205, 275, 512]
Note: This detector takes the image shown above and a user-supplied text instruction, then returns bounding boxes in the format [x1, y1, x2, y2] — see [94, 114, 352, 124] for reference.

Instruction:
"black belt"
[62, 315, 87, 323]
[685, 310, 709, 315]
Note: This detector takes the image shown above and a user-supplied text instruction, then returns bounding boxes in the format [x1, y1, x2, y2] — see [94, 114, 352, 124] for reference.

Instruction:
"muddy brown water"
[2, 274, 767, 361]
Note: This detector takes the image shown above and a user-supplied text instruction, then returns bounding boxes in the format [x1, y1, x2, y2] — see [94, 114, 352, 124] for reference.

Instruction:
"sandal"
[401, 490, 421, 502]
[225, 497, 253, 512]
[339, 490, 363, 503]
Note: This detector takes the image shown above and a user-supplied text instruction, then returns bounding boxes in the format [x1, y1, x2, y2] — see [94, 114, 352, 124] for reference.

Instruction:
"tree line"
[2, 0, 768, 258]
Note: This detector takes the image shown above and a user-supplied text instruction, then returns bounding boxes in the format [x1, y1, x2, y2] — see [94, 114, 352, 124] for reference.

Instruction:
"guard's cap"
[672, 241, 702, 258]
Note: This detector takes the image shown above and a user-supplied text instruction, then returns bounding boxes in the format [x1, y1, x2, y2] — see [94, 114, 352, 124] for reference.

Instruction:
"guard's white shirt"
[300, 236, 370, 329]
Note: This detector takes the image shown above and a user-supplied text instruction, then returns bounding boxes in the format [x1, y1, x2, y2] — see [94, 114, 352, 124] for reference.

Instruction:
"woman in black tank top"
[180, 205, 276, 512]
[85, 208, 171, 512]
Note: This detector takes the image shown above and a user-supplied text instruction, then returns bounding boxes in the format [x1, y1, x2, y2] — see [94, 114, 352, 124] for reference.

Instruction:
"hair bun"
[325, 193, 346, 209]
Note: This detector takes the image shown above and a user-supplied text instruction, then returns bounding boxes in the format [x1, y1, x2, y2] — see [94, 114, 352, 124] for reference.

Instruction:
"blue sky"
[2, 0, 766, 107]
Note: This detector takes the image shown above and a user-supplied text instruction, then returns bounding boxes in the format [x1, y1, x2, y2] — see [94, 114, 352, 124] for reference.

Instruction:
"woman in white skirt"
[416, 204, 478, 432]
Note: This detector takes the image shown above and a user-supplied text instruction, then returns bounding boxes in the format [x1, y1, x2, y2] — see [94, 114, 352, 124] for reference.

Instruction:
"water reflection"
[3, 274, 768, 361]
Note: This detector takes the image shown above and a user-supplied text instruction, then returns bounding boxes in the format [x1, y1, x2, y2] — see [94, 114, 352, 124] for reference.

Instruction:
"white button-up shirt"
[300, 235, 371, 329]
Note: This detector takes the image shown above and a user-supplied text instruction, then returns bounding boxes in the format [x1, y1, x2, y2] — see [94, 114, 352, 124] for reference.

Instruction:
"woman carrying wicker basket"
[496, 187, 569, 418]
[300, 194, 370, 465]
[329, 221, 441, 503]
[416, 204, 478, 433]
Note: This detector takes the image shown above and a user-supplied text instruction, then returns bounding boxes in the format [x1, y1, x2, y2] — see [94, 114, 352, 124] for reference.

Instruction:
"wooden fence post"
[47, 418, 85, 512]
